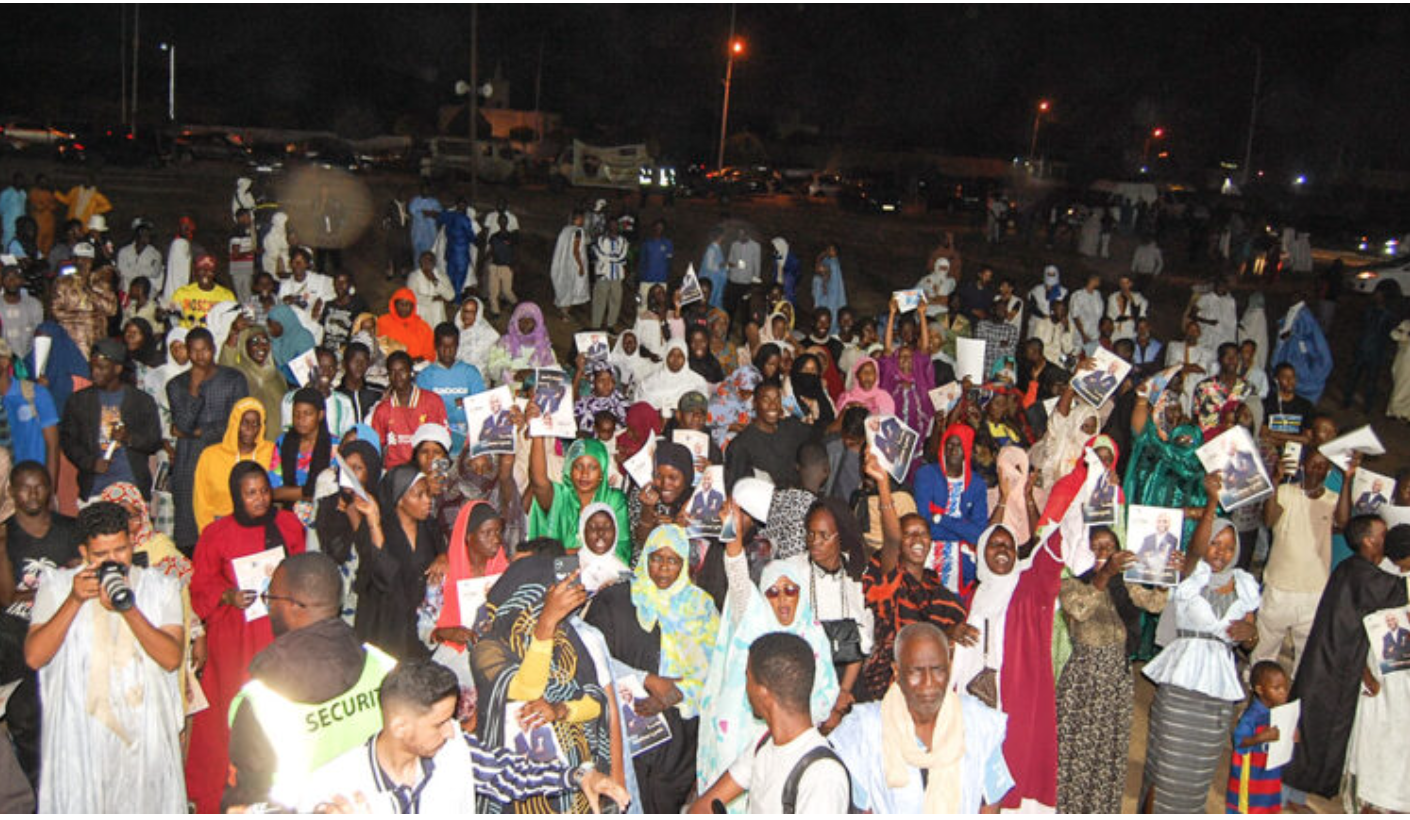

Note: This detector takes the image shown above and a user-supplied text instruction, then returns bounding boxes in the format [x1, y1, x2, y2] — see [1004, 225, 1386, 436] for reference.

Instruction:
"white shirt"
[728, 727, 851, 814]
[1194, 291, 1239, 351]
[1106, 290, 1148, 342]
[277, 271, 335, 314]
[407, 267, 454, 328]
[116, 242, 164, 293]
[807, 563, 876, 657]
[727, 239, 762, 284]
[1069, 288, 1105, 344]
[1131, 242, 1164, 275]
[1030, 316, 1080, 367]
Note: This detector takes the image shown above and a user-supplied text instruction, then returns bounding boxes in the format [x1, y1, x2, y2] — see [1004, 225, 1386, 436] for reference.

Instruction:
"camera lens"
[97, 561, 135, 612]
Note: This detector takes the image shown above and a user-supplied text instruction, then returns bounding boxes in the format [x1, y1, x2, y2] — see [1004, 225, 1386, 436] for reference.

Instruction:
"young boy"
[1227, 661, 1291, 814]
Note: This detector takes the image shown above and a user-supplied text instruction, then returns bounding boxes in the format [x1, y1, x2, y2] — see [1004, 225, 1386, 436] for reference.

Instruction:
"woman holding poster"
[185, 462, 306, 813]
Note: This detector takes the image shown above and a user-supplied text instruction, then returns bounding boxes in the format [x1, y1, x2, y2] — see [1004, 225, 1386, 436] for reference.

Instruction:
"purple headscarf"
[503, 302, 555, 366]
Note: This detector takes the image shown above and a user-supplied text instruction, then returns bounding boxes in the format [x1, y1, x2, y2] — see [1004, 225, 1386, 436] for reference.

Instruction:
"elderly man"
[830, 622, 1013, 814]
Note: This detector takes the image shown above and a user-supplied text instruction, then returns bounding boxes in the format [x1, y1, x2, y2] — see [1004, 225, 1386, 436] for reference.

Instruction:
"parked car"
[680, 165, 780, 201]
[837, 173, 903, 214]
[1348, 254, 1410, 295]
[1, 121, 73, 151]
[172, 131, 251, 164]
[54, 126, 169, 168]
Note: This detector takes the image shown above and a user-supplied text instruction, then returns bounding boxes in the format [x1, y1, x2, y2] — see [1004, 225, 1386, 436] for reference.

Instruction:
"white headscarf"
[610, 330, 654, 389]
[577, 502, 630, 592]
[145, 327, 191, 410]
[456, 297, 500, 373]
[262, 212, 290, 275]
[637, 339, 708, 411]
[950, 523, 1025, 703]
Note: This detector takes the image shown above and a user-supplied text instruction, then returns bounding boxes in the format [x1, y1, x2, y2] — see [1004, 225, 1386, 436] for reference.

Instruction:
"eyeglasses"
[259, 591, 308, 608]
[764, 584, 801, 599]
[805, 530, 839, 545]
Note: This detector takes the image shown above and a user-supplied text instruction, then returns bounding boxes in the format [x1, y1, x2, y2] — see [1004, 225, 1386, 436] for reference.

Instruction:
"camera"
[96, 561, 135, 612]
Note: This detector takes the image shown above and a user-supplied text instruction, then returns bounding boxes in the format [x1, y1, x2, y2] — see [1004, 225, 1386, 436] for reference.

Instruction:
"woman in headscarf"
[486, 301, 558, 389]
[193, 397, 275, 533]
[879, 306, 936, 437]
[706, 309, 737, 374]
[1055, 525, 1169, 813]
[421, 500, 509, 651]
[353, 463, 444, 660]
[986, 446, 1039, 549]
[1124, 388, 1208, 512]
[144, 326, 189, 415]
[697, 552, 839, 810]
[608, 330, 653, 393]
[614, 402, 662, 472]
[376, 287, 434, 362]
[121, 316, 163, 382]
[636, 338, 708, 411]
[225, 325, 285, 443]
[185, 461, 306, 813]
[707, 364, 761, 449]
[264, 303, 316, 370]
[786, 352, 835, 433]
[760, 306, 795, 351]
[527, 432, 630, 560]
[632, 284, 684, 360]
[435, 443, 524, 550]
[24, 320, 90, 416]
[1140, 475, 1261, 814]
[835, 356, 895, 416]
[583, 525, 718, 814]
[471, 551, 609, 814]
[685, 324, 724, 384]
[456, 297, 500, 375]
[269, 387, 336, 527]
[577, 503, 631, 593]
[1029, 387, 1098, 485]
[802, 497, 873, 719]
[625, 440, 694, 556]
[315, 433, 382, 624]
[573, 360, 627, 436]
[205, 300, 247, 356]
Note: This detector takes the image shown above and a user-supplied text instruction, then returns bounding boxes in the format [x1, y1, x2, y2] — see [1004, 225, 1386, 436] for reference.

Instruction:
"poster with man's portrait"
[1352, 468, 1394, 517]
[1196, 426, 1274, 512]
[1071, 347, 1131, 409]
[463, 386, 517, 456]
[1123, 505, 1184, 587]
[1364, 606, 1410, 676]
[865, 414, 918, 484]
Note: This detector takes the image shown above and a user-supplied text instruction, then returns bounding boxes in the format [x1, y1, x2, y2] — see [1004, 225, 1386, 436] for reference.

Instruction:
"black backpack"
[756, 734, 859, 814]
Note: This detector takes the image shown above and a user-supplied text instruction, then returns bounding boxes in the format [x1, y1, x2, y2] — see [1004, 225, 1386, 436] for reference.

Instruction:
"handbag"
[965, 618, 1000, 709]
[813, 563, 865, 665]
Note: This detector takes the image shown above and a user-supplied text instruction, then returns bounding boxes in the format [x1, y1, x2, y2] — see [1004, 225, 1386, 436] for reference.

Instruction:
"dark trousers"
[724, 281, 753, 337]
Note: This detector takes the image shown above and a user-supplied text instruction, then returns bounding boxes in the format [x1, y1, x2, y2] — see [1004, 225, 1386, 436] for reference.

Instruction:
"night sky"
[4, 5, 1409, 178]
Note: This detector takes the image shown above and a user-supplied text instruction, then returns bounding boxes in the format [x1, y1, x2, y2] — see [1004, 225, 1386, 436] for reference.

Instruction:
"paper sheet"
[956, 337, 985, 383]
[1265, 699, 1300, 769]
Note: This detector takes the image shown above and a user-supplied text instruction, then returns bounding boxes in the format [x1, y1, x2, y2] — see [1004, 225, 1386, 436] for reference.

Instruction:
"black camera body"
[96, 561, 135, 612]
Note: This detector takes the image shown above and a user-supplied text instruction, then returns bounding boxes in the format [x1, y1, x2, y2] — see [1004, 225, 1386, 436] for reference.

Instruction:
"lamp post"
[716, 37, 745, 171]
[1029, 100, 1050, 171]
[159, 41, 175, 122]
[1142, 126, 1165, 171]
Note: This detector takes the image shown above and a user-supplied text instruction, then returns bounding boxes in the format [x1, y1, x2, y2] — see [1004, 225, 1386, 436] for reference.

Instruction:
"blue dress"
[438, 211, 476, 296]
[408, 196, 442, 259]
[812, 256, 846, 326]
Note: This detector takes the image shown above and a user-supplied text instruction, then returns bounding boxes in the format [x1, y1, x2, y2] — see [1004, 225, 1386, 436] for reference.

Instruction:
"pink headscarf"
[835, 356, 895, 416]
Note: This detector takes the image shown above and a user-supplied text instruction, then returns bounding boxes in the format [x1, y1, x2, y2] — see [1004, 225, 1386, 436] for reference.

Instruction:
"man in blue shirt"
[415, 323, 485, 455]
[0, 339, 58, 487]
[636, 219, 673, 307]
[700, 227, 727, 309]
[408, 183, 442, 264]
[437, 199, 477, 299]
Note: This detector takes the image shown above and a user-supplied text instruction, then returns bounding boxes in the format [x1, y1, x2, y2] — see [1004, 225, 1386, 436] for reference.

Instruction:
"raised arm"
[1184, 472, 1222, 578]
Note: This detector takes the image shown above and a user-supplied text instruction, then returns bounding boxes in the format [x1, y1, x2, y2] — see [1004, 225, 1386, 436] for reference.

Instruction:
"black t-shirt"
[6, 515, 80, 620]
[724, 418, 818, 492]
[1267, 393, 1314, 435]
[321, 295, 370, 353]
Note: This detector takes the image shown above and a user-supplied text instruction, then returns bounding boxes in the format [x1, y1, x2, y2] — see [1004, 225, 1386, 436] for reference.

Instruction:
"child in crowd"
[1226, 661, 1292, 814]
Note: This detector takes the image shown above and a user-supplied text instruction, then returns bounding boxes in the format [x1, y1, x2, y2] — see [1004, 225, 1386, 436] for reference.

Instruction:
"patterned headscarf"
[629, 525, 720, 718]
[98, 481, 154, 546]
[708, 365, 763, 448]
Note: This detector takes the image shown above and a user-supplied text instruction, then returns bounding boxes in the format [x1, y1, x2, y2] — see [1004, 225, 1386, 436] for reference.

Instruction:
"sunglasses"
[764, 584, 801, 599]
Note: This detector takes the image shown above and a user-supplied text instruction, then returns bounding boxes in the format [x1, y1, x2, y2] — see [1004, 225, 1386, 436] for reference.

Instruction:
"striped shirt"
[1226, 700, 1282, 814]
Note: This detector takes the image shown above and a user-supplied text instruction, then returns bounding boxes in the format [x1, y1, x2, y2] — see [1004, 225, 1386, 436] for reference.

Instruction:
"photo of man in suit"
[688, 470, 725, 523]
[1356, 479, 1389, 516]
[477, 392, 515, 454]
[1380, 612, 1410, 672]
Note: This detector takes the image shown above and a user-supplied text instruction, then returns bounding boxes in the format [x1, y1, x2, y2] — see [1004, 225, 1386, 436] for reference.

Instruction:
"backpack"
[757, 734, 859, 814]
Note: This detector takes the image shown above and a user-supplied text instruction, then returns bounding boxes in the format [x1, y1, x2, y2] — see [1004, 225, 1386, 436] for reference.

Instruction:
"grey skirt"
[1143, 683, 1238, 813]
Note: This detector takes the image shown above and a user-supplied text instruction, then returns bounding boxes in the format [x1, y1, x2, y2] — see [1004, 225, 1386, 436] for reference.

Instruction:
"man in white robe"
[24, 502, 185, 813]
[550, 210, 589, 316]
[1191, 276, 1239, 353]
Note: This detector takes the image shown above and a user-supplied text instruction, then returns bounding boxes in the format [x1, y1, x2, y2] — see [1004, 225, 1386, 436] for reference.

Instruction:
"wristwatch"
[569, 761, 595, 788]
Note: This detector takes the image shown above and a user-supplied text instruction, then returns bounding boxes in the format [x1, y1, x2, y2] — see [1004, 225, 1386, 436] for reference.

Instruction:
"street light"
[159, 42, 175, 122]
[716, 37, 745, 170]
[1142, 126, 1165, 168]
[1029, 100, 1050, 171]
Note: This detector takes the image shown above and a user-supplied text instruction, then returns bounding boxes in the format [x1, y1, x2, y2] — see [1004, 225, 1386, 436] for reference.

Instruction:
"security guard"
[223, 553, 397, 811]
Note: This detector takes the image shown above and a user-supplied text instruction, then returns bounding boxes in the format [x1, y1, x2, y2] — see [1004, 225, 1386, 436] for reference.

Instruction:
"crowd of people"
[0, 169, 1408, 815]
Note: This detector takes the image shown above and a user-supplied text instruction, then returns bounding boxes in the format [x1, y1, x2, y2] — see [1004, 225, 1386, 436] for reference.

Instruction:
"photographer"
[23, 501, 185, 813]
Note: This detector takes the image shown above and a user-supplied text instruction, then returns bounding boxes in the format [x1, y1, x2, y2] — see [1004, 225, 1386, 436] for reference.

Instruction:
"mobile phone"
[553, 555, 580, 583]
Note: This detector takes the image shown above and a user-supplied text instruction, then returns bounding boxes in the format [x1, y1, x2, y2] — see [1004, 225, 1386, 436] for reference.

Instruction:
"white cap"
[731, 477, 774, 524]
[73, 242, 95, 259]
[87, 215, 108, 232]
[410, 422, 452, 455]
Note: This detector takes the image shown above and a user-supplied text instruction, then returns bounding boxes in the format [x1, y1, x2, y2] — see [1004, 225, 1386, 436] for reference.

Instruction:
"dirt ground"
[10, 156, 1388, 811]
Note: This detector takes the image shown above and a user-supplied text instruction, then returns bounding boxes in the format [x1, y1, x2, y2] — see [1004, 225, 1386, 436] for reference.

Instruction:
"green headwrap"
[527, 438, 632, 562]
